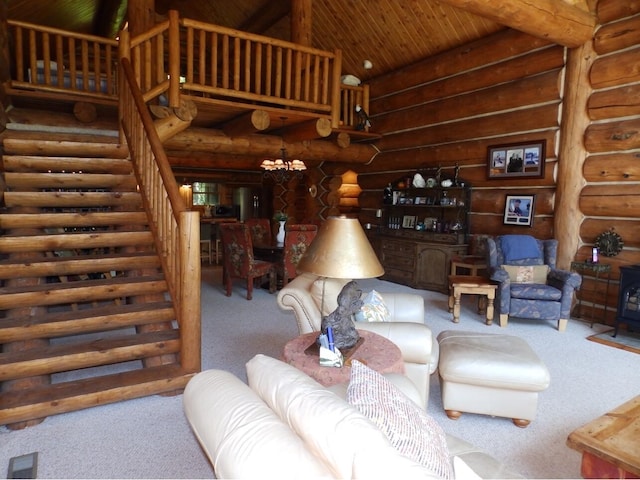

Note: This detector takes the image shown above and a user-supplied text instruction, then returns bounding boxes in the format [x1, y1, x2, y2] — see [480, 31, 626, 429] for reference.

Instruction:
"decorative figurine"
[321, 281, 363, 350]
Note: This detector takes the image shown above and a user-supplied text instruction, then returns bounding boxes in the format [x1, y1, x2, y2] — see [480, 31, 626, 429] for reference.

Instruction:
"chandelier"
[260, 118, 307, 182]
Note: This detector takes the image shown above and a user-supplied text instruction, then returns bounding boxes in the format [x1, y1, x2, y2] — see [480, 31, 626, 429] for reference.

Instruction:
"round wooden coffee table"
[282, 330, 404, 387]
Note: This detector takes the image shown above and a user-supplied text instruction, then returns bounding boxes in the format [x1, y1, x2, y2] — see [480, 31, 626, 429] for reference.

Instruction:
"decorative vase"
[276, 220, 286, 246]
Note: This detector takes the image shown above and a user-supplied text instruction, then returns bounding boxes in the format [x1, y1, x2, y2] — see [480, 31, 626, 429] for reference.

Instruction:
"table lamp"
[296, 215, 384, 349]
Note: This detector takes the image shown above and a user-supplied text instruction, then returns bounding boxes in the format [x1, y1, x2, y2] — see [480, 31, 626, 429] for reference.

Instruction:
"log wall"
[352, 28, 563, 239]
[338, 0, 640, 327]
[576, 0, 640, 323]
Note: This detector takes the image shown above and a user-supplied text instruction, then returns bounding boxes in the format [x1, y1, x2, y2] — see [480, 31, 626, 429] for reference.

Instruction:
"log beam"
[223, 110, 271, 137]
[281, 118, 332, 142]
[440, 0, 596, 48]
[165, 127, 378, 163]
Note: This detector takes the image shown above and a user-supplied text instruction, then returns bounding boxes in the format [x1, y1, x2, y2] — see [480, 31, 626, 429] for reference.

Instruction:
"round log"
[73, 102, 97, 123]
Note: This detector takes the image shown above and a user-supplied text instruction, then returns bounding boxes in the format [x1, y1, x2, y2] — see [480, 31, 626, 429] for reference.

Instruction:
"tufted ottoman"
[437, 330, 550, 428]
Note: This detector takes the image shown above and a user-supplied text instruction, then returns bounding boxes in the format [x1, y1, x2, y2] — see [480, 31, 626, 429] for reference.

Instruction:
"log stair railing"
[0, 137, 197, 429]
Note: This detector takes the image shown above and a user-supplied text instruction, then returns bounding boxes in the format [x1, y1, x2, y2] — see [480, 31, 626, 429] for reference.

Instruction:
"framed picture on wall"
[487, 140, 545, 179]
[503, 194, 535, 226]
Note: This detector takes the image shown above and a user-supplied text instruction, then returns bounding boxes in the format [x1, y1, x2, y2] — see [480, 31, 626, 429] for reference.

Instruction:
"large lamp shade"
[296, 216, 384, 279]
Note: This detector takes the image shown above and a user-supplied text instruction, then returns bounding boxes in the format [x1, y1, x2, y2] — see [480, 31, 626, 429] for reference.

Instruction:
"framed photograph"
[402, 215, 417, 229]
[487, 140, 545, 179]
[503, 195, 535, 226]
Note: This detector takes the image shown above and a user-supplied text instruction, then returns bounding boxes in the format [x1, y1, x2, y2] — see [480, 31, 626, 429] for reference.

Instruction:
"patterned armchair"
[281, 224, 318, 287]
[219, 223, 276, 300]
[245, 218, 272, 246]
[486, 235, 582, 331]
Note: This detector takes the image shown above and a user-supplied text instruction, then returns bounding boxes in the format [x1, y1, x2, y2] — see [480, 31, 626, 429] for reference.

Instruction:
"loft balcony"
[6, 11, 378, 141]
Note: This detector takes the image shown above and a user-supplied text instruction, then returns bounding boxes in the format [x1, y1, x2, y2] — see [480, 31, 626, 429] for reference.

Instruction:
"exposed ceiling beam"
[164, 127, 379, 164]
[439, 0, 596, 48]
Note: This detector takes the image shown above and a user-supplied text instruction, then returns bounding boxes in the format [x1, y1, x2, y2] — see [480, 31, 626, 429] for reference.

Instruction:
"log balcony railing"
[7, 11, 370, 129]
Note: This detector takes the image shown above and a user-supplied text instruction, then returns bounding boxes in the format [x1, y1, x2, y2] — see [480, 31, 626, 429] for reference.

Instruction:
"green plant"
[273, 211, 288, 221]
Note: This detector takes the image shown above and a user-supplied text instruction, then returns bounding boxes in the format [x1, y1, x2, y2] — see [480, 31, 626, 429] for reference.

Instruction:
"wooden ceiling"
[6, 0, 506, 83]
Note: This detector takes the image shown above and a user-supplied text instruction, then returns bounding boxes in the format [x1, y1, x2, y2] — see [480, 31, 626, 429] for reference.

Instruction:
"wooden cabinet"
[376, 170, 471, 293]
[378, 233, 466, 293]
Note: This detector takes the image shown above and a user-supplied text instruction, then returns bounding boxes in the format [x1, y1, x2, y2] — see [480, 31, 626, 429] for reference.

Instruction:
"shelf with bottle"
[380, 169, 470, 241]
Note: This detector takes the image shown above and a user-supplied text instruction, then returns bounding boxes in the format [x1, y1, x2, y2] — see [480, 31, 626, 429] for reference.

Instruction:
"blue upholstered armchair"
[486, 235, 582, 331]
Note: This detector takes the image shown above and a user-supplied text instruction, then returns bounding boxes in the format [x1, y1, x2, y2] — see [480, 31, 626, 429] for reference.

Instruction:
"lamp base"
[321, 280, 363, 350]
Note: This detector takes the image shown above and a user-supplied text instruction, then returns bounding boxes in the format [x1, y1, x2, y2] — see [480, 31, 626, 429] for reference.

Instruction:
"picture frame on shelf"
[402, 215, 417, 229]
[487, 140, 545, 179]
[503, 194, 535, 226]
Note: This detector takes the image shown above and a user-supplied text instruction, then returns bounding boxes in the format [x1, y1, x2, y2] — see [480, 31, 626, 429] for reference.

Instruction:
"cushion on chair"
[500, 235, 541, 262]
[510, 283, 562, 301]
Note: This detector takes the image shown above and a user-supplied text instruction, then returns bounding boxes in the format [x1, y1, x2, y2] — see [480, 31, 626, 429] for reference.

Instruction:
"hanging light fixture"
[260, 118, 306, 182]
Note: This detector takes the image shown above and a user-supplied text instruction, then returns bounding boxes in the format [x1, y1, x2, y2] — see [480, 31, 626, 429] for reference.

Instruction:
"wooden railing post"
[168, 10, 180, 108]
[118, 29, 131, 145]
[331, 49, 343, 129]
[179, 210, 201, 372]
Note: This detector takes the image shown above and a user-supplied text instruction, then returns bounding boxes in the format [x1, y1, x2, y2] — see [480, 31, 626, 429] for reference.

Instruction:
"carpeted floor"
[587, 328, 640, 355]
[1, 265, 639, 479]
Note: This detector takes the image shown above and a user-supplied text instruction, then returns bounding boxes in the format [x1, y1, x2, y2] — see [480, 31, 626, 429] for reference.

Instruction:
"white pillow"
[310, 277, 350, 316]
[347, 360, 453, 479]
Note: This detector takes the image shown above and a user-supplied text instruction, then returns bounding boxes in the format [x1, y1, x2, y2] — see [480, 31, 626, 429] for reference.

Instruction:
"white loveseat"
[183, 354, 522, 479]
[276, 272, 438, 409]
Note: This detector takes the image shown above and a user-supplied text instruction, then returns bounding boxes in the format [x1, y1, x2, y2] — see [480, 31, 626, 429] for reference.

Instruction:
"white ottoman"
[437, 330, 550, 428]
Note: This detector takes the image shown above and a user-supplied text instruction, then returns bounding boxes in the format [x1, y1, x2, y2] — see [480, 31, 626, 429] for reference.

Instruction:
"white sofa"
[183, 354, 522, 479]
[276, 272, 438, 409]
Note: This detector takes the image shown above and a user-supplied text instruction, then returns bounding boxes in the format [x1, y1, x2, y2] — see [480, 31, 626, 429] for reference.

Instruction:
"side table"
[448, 275, 498, 325]
[282, 330, 404, 387]
[570, 261, 611, 326]
[567, 395, 640, 478]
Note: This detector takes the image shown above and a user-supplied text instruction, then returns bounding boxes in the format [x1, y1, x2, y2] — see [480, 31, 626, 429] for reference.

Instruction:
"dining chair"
[281, 224, 318, 287]
[245, 218, 273, 247]
[219, 223, 276, 300]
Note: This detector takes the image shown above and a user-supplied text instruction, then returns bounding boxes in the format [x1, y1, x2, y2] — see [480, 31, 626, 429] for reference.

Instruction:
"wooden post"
[179, 210, 201, 373]
[555, 41, 596, 269]
[291, 0, 313, 46]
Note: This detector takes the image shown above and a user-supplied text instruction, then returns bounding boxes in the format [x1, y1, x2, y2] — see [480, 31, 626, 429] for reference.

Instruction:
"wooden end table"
[448, 275, 498, 325]
[282, 330, 404, 387]
[567, 395, 640, 479]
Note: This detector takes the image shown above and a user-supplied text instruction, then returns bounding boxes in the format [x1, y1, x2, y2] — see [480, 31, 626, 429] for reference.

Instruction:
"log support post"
[555, 40, 596, 270]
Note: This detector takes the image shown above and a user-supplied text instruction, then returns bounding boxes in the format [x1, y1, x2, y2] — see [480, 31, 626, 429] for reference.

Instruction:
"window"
[192, 182, 218, 206]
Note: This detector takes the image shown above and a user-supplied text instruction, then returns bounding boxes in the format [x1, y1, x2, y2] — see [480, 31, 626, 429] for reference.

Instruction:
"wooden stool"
[448, 275, 498, 325]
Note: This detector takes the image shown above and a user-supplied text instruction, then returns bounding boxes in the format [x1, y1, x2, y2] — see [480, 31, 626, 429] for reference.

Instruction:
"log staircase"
[0, 135, 195, 429]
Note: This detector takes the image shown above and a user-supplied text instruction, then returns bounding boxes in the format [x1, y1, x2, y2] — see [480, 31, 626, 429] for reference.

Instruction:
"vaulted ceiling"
[6, 0, 595, 85]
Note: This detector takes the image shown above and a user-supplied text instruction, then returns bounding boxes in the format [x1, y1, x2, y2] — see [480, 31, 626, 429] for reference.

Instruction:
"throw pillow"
[355, 290, 390, 322]
[310, 277, 350, 316]
[501, 264, 550, 284]
[347, 360, 453, 479]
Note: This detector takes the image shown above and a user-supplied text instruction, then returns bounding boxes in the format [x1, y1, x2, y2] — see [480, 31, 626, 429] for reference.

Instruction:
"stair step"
[0, 330, 180, 382]
[0, 230, 154, 253]
[3, 155, 133, 173]
[4, 172, 138, 190]
[2, 138, 128, 158]
[4, 190, 143, 208]
[0, 301, 176, 342]
[0, 275, 168, 309]
[0, 251, 161, 280]
[0, 211, 148, 230]
[0, 364, 194, 426]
